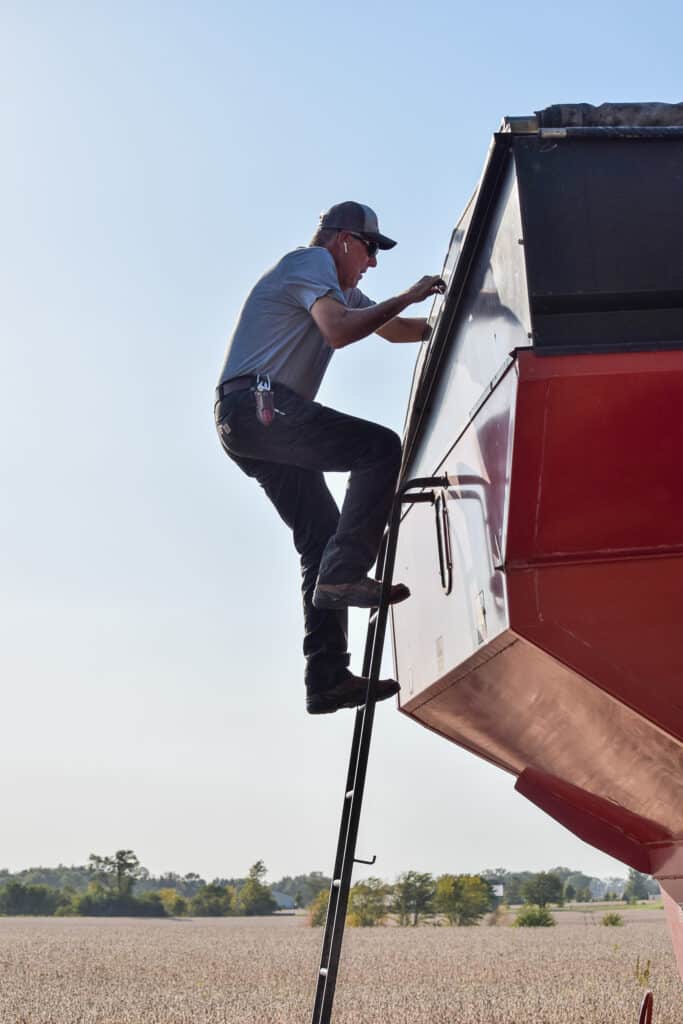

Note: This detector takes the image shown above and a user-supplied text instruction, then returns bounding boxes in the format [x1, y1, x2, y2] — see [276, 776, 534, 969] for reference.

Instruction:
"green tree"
[564, 883, 576, 902]
[496, 871, 533, 905]
[88, 850, 141, 897]
[347, 878, 388, 927]
[136, 892, 166, 915]
[73, 885, 166, 916]
[4, 865, 92, 893]
[521, 872, 564, 908]
[433, 874, 493, 926]
[624, 868, 650, 903]
[237, 862, 277, 916]
[390, 872, 434, 926]
[0, 882, 67, 916]
[189, 883, 235, 916]
[158, 888, 189, 916]
[308, 889, 329, 927]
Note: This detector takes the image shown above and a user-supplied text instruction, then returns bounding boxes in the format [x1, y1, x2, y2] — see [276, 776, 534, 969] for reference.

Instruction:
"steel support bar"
[311, 475, 449, 1024]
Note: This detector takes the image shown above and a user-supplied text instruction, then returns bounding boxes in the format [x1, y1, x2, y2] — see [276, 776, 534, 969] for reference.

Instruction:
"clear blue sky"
[2, 1, 680, 883]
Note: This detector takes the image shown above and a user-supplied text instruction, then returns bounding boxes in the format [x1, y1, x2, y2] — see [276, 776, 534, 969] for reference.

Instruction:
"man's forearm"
[311, 275, 445, 349]
[375, 316, 427, 343]
[328, 294, 418, 348]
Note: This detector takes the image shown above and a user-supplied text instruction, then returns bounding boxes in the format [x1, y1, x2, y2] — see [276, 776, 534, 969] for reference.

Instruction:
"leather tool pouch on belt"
[253, 374, 275, 427]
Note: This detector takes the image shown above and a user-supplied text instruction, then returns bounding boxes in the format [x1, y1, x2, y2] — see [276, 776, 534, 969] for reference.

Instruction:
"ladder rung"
[402, 492, 435, 504]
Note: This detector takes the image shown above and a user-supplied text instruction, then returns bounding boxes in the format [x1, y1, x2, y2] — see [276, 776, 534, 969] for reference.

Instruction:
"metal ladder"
[310, 475, 449, 1024]
[310, 472, 655, 1024]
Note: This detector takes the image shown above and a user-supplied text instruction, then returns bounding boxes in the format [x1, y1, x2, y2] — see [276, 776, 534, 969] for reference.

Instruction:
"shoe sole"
[312, 584, 411, 611]
[306, 695, 364, 715]
[307, 684, 400, 715]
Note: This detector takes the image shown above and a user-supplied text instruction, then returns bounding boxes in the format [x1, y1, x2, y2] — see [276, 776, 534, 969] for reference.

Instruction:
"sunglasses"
[349, 233, 379, 258]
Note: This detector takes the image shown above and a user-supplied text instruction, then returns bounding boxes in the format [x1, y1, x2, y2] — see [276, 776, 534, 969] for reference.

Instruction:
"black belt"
[215, 375, 257, 402]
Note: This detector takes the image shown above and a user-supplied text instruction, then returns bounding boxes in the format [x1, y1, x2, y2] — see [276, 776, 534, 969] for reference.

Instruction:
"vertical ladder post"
[311, 475, 449, 1024]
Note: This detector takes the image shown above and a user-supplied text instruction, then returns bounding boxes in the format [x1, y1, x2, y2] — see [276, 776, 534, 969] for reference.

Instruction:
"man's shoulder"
[276, 247, 341, 297]
[248, 245, 344, 312]
[279, 246, 335, 272]
[250, 247, 331, 292]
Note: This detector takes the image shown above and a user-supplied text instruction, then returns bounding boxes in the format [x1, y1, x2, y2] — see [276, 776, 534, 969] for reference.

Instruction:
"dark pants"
[214, 382, 402, 688]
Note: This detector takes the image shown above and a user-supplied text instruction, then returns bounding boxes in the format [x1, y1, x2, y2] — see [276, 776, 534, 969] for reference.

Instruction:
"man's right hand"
[402, 276, 447, 304]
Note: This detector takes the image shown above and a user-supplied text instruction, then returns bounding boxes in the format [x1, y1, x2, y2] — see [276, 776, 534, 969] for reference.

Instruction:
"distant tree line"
[309, 867, 659, 928]
[0, 858, 332, 907]
[0, 853, 279, 919]
[479, 866, 658, 905]
[309, 872, 496, 928]
[0, 853, 657, 921]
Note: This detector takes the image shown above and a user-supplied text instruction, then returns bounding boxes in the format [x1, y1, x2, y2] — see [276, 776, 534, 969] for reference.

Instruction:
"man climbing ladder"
[214, 201, 445, 714]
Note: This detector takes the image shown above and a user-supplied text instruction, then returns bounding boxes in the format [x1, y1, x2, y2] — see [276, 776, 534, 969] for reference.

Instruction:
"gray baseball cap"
[318, 201, 397, 249]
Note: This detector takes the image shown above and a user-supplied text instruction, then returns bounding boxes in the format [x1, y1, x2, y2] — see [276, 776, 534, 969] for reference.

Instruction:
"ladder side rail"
[316, 512, 399, 1023]
[311, 474, 448, 1024]
[310, 706, 366, 1023]
[313, 532, 395, 1024]
[313, 537, 392, 1018]
[317, 699, 378, 1024]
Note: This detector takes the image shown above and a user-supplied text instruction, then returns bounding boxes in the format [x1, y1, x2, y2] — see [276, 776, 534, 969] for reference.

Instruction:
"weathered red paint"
[395, 348, 683, 977]
[508, 351, 683, 743]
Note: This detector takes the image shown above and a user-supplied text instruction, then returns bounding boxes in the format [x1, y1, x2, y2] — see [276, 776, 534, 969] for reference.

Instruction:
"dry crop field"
[0, 910, 680, 1023]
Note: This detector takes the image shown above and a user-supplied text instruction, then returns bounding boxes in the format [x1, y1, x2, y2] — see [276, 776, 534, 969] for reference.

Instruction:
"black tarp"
[536, 101, 683, 127]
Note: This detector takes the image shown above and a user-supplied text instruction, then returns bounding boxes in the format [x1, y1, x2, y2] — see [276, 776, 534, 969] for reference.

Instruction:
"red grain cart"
[392, 103, 683, 982]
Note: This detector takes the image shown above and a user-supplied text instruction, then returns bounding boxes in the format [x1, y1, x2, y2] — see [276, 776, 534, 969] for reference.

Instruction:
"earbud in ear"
[343, 242, 348, 254]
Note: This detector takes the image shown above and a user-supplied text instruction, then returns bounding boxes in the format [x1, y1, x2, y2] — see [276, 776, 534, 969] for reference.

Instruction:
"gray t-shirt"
[217, 246, 374, 401]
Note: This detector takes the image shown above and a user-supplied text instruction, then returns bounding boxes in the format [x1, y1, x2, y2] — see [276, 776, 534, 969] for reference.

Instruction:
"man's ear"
[330, 232, 349, 257]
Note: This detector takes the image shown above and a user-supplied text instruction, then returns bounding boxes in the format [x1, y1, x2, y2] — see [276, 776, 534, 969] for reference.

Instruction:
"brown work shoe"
[312, 577, 410, 610]
[306, 670, 400, 715]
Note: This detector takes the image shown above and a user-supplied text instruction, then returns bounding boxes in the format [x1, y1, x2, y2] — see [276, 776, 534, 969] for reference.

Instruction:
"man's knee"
[372, 425, 402, 474]
[294, 509, 339, 565]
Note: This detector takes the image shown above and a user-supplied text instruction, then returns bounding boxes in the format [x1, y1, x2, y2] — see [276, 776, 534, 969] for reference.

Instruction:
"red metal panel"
[515, 767, 670, 872]
[505, 348, 683, 743]
[401, 630, 683, 835]
[507, 560, 683, 743]
[508, 349, 683, 563]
